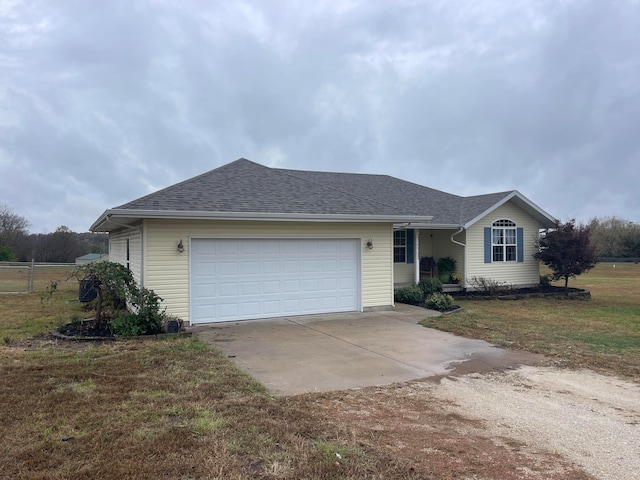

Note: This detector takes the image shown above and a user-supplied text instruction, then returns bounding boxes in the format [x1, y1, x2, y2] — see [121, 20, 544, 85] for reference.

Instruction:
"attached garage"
[91, 158, 435, 325]
[190, 238, 360, 323]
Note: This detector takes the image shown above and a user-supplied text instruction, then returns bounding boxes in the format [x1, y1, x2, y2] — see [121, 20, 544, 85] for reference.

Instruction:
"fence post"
[28, 259, 35, 293]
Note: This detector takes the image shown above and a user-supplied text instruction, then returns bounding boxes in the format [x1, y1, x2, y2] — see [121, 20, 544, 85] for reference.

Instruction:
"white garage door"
[190, 238, 360, 324]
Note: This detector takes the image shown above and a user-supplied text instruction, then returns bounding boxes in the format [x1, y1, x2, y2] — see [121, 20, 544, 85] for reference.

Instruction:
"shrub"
[73, 261, 165, 336]
[110, 312, 147, 337]
[424, 292, 455, 311]
[394, 285, 424, 305]
[131, 288, 165, 334]
[418, 277, 443, 296]
[539, 274, 552, 288]
[467, 276, 508, 295]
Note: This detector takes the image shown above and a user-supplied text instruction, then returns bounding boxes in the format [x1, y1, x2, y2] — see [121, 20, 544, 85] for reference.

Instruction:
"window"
[492, 219, 517, 262]
[394, 230, 407, 263]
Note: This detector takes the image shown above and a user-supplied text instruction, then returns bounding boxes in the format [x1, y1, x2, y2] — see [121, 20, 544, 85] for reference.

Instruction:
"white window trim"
[492, 219, 517, 263]
[394, 230, 407, 263]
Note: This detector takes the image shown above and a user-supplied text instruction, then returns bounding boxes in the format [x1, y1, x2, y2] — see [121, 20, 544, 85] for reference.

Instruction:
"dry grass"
[422, 263, 640, 379]
[0, 266, 82, 341]
[1, 337, 428, 479]
[0, 264, 619, 478]
[0, 336, 593, 479]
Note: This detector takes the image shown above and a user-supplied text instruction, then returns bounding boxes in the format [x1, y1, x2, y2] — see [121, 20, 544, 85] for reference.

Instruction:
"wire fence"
[0, 262, 77, 294]
[598, 257, 640, 263]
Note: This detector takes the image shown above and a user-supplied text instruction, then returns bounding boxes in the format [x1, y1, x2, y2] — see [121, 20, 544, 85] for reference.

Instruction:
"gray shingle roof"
[107, 158, 551, 227]
[116, 159, 410, 217]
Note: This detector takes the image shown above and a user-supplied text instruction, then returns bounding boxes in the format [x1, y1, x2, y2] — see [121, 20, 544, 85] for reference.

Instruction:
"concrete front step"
[442, 284, 463, 293]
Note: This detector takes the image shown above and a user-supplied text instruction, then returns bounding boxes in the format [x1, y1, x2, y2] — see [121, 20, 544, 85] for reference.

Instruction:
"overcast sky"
[1, 0, 638, 233]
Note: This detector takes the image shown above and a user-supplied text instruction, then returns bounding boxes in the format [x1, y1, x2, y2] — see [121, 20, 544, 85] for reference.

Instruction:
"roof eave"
[91, 209, 433, 232]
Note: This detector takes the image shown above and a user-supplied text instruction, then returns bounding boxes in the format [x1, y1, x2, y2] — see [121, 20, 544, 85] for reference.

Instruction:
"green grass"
[421, 263, 640, 378]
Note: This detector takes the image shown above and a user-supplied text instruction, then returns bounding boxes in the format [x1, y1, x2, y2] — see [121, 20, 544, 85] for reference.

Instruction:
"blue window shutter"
[484, 228, 492, 263]
[517, 227, 524, 262]
[407, 229, 415, 264]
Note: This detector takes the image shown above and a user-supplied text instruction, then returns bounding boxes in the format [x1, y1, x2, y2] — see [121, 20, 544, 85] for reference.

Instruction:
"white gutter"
[91, 209, 433, 231]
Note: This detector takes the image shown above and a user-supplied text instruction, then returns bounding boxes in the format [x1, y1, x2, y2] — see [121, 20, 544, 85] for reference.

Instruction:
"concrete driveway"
[190, 304, 543, 395]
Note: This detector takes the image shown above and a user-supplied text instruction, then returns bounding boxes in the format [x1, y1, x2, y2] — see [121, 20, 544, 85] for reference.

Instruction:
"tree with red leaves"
[534, 219, 598, 292]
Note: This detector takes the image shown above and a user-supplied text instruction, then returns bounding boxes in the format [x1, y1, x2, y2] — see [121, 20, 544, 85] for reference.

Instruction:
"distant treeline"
[2, 227, 108, 263]
[1, 205, 108, 263]
[588, 217, 640, 260]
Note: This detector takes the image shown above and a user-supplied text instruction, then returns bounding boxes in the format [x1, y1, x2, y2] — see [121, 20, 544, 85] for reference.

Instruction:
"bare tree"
[0, 205, 30, 260]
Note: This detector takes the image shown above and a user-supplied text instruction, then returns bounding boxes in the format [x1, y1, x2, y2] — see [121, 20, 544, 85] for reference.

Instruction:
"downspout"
[414, 229, 420, 284]
[106, 215, 144, 287]
[451, 227, 466, 287]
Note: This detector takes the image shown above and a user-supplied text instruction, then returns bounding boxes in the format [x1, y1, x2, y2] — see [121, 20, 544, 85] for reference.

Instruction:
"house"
[75, 253, 109, 265]
[90, 158, 556, 325]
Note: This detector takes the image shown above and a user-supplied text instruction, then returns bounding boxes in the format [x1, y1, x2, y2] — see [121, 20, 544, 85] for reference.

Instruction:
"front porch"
[393, 227, 466, 290]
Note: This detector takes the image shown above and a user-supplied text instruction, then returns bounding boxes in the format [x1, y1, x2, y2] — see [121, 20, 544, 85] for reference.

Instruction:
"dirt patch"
[431, 367, 640, 480]
[312, 366, 639, 480]
[309, 380, 594, 479]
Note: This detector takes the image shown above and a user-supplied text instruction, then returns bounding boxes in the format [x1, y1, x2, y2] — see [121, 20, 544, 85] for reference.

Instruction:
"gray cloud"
[1, 0, 638, 232]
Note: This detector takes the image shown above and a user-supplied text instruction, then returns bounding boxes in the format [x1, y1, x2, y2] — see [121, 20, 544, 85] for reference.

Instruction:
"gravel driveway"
[430, 366, 640, 480]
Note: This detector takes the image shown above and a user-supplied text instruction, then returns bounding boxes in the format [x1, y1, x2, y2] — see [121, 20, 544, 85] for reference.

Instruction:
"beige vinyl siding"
[143, 220, 393, 324]
[466, 201, 542, 287]
[393, 263, 413, 285]
[108, 227, 142, 285]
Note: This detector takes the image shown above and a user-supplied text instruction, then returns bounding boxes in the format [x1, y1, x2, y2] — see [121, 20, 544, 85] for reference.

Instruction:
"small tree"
[534, 219, 598, 291]
[74, 262, 136, 329]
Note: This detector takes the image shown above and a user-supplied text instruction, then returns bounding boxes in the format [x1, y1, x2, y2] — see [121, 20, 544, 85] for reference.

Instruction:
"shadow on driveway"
[190, 304, 544, 396]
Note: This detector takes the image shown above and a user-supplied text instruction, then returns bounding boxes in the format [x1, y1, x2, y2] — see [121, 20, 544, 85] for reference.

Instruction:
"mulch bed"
[55, 318, 115, 340]
[451, 286, 590, 300]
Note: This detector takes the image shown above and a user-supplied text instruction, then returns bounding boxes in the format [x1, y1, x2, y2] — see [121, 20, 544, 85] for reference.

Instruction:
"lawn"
[1, 263, 631, 478]
[421, 263, 640, 379]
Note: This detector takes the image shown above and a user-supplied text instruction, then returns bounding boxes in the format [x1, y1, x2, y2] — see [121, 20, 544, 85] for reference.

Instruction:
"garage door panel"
[262, 261, 280, 274]
[302, 279, 318, 291]
[218, 303, 239, 319]
[191, 238, 360, 323]
[262, 280, 280, 294]
[218, 283, 238, 297]
[241, 281, 260, 295]
[240, 302, 261, 316]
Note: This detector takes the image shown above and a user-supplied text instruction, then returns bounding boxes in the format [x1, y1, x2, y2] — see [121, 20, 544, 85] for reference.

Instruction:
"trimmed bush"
[424, 292, 455, 311]
[418, 277, 443, 296]
[394, 285, 424, 305]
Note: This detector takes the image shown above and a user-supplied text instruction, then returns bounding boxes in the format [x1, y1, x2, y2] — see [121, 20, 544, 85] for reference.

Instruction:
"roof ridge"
[115, 158, 261, 209]
[276, 167, 416, 216]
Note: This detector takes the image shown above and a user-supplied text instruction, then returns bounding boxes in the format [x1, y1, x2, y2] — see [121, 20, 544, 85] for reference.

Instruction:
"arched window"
[492, 219, 517, 262]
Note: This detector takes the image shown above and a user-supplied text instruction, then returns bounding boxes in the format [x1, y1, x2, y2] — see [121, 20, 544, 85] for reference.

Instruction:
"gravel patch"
[430, 366, 640, 480]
